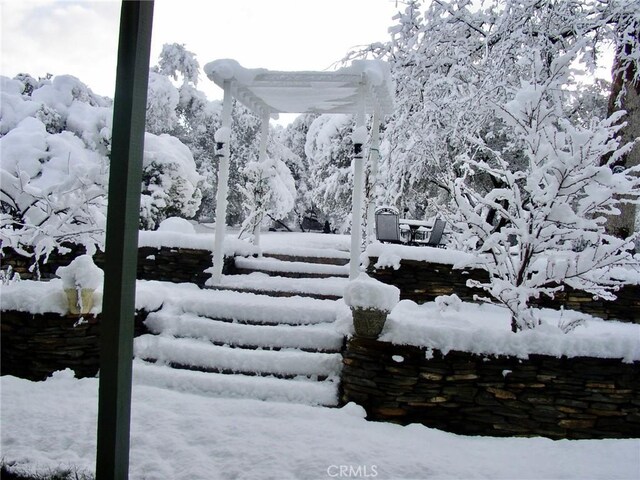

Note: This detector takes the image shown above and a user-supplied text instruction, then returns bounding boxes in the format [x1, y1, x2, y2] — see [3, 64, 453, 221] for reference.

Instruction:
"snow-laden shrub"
[55, 254, 104, 290]
[140, 133, 203, 230]
[157, 216, 196, 234]
[344, 273, 400, 312]
[238, 157, 296, 241]
[0, 113, 108, 261]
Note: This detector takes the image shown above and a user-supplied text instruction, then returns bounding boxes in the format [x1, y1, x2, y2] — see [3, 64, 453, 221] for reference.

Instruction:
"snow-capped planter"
[55, 255, 104, 315]
[344, 273, 400, 338]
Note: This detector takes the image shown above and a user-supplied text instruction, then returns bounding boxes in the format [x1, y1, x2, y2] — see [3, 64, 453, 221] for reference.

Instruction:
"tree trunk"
[605, 27, 639, 238]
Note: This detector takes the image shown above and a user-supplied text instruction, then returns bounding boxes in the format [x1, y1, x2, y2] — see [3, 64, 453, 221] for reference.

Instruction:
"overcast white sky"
[1, 0, 401, 107]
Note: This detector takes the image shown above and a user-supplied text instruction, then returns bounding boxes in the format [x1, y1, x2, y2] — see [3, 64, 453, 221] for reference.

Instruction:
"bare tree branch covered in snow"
[452, 49, 639, 332]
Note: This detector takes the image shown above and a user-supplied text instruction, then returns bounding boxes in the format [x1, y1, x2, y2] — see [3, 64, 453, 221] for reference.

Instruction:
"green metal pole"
[96, 1, 154, 478]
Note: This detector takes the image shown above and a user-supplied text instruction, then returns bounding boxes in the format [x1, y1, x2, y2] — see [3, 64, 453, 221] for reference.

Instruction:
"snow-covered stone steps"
[260, 246, 350, 266]
[145, 311, 344, 353]
[133, 272, 345, 406]
[234, 256, 349, 278]
[171, 289, 339, 324]
[133, 359, 340, 406]
[216, 274, 348, 301]
[134, 335, 343, 379]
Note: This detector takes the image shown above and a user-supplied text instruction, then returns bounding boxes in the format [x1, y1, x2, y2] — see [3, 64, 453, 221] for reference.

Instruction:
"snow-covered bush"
[157, 216, 196, 234]
[0, 75, 110, 261]
[344, 273, 400, 313]
[1, 72, 205, 263]
[140, 133, 203, 230]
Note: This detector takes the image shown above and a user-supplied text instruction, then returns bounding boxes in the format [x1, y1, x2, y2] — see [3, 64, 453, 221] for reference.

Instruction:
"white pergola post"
[253, 110, 271, 252]
[211, 80, 233, 285]
[366, 112, 381, 244]
[349, 84, 367, 280]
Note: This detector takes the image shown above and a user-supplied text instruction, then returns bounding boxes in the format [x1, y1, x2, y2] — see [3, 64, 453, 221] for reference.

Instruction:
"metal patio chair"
[375, 207, 403, 244]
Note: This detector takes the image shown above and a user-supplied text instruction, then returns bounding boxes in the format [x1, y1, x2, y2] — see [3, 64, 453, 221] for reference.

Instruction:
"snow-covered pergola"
[204, 59, 395, 283]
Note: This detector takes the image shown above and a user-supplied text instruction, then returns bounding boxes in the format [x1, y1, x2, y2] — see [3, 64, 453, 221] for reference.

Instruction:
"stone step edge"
[144, 332, 343, 354]
[208, 285, 342, 301]
[133, 359, 340, 406]
[234, 267, 348, 279]
[138, 357, 340, 382]
[261, 253, 349, 266]
[170, 306, 337, 326]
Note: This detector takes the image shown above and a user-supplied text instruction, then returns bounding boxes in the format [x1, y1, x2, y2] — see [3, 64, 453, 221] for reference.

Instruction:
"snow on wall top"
[380, 299, 640, 363]
[203, 59, 394, 118]
[364, 242, 476, 270]
[138, 229, 257, 257]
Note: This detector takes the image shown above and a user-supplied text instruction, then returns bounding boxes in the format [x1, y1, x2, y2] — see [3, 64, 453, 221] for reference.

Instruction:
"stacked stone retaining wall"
[342, 337, 640, 439]
[367, 257, 640, 323]
[1, 310, 150, 381]
[1, 245, 235, 287]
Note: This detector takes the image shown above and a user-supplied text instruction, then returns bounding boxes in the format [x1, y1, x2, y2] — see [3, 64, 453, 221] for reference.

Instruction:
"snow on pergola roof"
[203, 59, 395, 119]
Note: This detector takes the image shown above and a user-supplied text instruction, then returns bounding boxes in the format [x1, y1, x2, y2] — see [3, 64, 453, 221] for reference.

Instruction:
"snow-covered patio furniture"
[423, 218, 446, 248]
[375, 207, 404, 244]
[204, 59, 395, 282]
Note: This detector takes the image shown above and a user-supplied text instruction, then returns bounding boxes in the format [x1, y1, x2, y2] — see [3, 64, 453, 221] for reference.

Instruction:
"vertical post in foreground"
[96, 1, 154, 478]
[211, 80, 234, 284]
[349, 82, 367, 279]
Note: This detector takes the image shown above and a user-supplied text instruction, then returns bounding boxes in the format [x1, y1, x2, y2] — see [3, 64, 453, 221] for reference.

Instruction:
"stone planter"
[64, 288, 95, 315]
[352, 307, 388, 338]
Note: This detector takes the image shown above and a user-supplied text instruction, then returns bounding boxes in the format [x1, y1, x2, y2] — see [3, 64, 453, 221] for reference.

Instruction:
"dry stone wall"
[342, 337, 640, 439]
[367, 257, 640, 323]
[1, 310, 150, 381]
[1, 245, 235, 287]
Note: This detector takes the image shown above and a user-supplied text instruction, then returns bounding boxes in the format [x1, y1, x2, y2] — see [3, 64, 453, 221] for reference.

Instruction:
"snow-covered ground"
[2, 370, 639, 480]
[2, 231, 640, 478]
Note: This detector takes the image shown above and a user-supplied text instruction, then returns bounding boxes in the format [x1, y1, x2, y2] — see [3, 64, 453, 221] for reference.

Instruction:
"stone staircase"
[132, 249, 350, 406]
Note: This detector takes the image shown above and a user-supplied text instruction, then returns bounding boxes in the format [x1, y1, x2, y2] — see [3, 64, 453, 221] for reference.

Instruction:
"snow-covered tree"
[305, 114, 356, 232]
[452, 50, 639, 332]
[145, 71, 179, 135]
[278, 114, 317, 229]
[604, 6, 640, 237]
[238, 156, 296, 240]
[342, 0, 640, 331]
[157, 43, 200, 87]
[347, 0, 640, 224]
